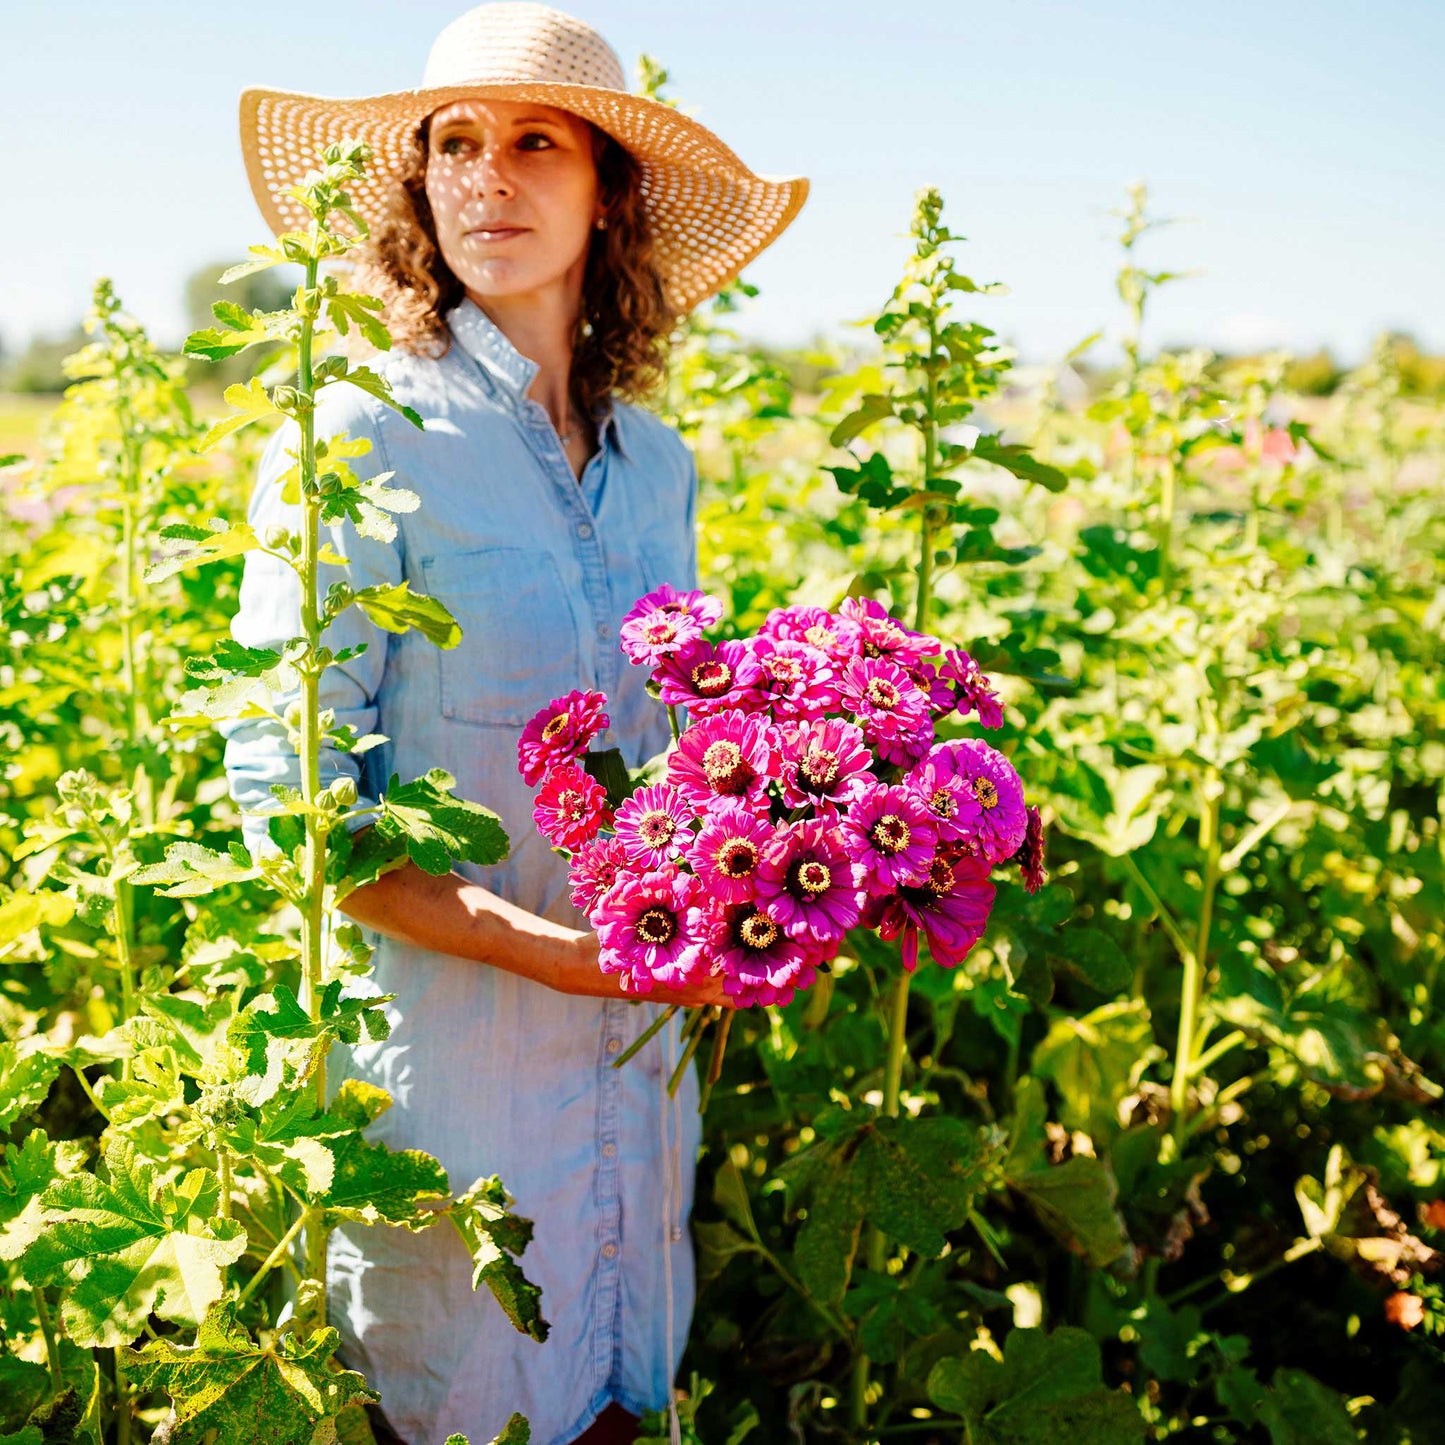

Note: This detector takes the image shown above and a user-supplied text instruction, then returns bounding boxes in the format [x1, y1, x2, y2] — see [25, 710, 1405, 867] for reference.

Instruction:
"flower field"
[2, 135, 1443, 1445]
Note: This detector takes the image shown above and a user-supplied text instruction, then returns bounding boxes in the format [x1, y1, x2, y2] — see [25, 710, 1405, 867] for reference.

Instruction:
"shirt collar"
[445, 294, 626, 458]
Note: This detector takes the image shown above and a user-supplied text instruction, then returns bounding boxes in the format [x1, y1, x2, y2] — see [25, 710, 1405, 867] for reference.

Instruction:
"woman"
[221, 4, 807, 1444]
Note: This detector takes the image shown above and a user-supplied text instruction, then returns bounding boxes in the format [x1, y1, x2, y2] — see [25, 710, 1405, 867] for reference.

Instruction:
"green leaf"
[0, 1045, 61, 1132]
[1004, 1078, 1132, 1269]
[971, 434, 1069, 492]
[196, 377, 280, 453]
[0, 1130, 62, 1264]
[131, 842, 260, 898]
[217, 245, 290, 285]
[365, 768, 509, 876]
[0, 889, 76, 951]
[325, 292, 393, 352]
[144, 520, 262, 586]
[336, 366, 424, 428]
[829, 393, 896, 447]
[352, 580, 462, 648]
[794, 1151, 865, 1306]
[129, 1302, 374, 1445]
[1031, 1000, 1159, 1141]
[448, 1176, 550, 1342]
[183, 641, 286, 684]
[928, 1326, 1145, 1444]
[25, 1136, 247, 1346]
[486, 1415, 531, 1445]
[1216, 1365, 1358, 1445]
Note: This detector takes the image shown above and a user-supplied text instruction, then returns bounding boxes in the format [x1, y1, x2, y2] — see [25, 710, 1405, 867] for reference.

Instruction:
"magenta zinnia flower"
[775, 717, 874, 817]
[517, 689, 610, 786]
[613, 783, 694, 869]
[865, 851, 995, 970]
[838, 597, 941, 669]
[759, 605, 862, 665]
[709, 900, 822, 1008]
[653, 638, 762, 717]
[739, 638, 839, 719]
[754, 819, 861, 944]
[569, 834, 633, 914]
[619, 584, 723, 665]
[591, 868, 710, 993]
[533, 764, 612, 852]
[939, 648, 1004, 729]
[687, 803, 772, 905]
[929, 739, 1027, 863]
[666, 711, 778, 815]
[841, 782, 938, 892]
[904, 746, 985, 844]
[838, 656, 931, 753]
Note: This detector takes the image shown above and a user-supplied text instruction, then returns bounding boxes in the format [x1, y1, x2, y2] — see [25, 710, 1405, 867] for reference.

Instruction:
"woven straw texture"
[239, 2, 808, 314]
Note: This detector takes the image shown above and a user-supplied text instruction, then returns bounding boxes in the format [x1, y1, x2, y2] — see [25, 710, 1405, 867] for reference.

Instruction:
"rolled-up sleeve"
[218, 386, 402, 860]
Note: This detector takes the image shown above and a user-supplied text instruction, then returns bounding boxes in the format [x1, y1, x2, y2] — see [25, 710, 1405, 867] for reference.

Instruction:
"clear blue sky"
[3, 0, 1441, 366]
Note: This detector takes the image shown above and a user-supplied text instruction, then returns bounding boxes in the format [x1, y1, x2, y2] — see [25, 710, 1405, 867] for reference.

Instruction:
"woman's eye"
[437, 136, 468, 157]
[518, 132, 555, 150]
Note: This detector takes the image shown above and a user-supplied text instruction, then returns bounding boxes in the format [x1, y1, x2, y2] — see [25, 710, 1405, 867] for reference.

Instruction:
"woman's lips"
[468, 226, 527, 241]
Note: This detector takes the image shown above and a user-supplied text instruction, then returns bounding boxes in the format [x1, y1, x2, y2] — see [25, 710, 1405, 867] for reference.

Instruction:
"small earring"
[595, 215, 608, 230]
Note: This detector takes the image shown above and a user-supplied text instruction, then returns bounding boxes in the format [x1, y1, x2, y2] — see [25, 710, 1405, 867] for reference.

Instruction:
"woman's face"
[424, 98, 602, 309]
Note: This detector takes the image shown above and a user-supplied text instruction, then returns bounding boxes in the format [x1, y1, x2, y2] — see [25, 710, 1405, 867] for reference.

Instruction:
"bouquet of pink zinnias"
[516, 584, 1045, 1094]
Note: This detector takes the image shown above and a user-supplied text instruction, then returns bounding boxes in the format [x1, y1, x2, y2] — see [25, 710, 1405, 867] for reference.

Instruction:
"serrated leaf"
[829, 393, 896, 447]
[129, 1301, 374, 1445]
[971, 434, 1069, 493]
[336, 366, 424, 428]
[0, 1045, 61, 1132]
[25, 1137, 247, 1346]
[363, 768, 509, 876]
[448, 1176, 549, 1342]
[196, 378, 281, 453]
[217, 245, 290, 284]
[352, 580, 461, 647]
[0, 1130, 61, 1263]
[144, 520, 261, 585]
[131, 842, 261, 898]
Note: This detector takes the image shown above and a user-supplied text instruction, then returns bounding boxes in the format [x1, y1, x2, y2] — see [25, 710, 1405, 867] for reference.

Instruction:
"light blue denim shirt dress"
[218, 296, 702, 1445]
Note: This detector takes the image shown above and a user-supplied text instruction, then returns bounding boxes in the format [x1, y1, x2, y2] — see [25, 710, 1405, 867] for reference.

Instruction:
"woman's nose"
[474, 145, 515, 197]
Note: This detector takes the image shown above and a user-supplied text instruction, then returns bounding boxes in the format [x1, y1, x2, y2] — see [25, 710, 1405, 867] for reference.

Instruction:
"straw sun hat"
[239, 1, 809, 314]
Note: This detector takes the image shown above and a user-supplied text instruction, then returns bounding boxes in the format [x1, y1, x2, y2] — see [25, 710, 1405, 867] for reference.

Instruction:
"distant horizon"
[4, 1, 1441, 370]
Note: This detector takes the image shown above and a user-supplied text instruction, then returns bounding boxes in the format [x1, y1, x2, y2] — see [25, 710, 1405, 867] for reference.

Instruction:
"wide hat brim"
[239, 81, 809, 315]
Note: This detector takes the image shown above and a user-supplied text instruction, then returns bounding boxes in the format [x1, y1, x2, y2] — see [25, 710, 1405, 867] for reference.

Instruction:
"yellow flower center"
[865, 677, 900, 709]
[636, 907, 676, 946]
[692, 659, 733, 695]
[739, 912, 779, 950]
[973, 777, 999, 809]
[715, 838, 758, 878]
[801, 747, 840, 789]
[541, 713, 570, 741]
[870, 813, 910, 854]
[794, 860, 832, 896]
[637, 810, 677, 847]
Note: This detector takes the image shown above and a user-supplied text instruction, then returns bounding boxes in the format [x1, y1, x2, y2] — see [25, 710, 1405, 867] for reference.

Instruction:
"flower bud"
[264, 524, 291, 550]
[330, 777, 358, 808]
[283, 702, 304, 729]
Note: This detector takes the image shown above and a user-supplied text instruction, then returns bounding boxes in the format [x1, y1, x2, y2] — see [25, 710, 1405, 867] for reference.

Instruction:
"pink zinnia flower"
[517, 689, 610, 786]
[619, 604, 706, 667]
[533, 764, 611, 852]
[687, 803, 772, 905]
[666, 711, 778, 815]
[930, 739, 1027, 863]
[569, 834, 633, 914]
[838, 597, 940, 669]
[710, 900, 821, 1008]
[759, 605, 862, 664]
[613, 783, 693, 869]
[842, 783, 938, 892]
[739, 638, 839, 719]
[904, 746, 985, 845]
[939, 648, 1004, 729]
[838, 656, 931, 753]
[865, 851, 995, 970]
[775, 717, 874, 817]
[592, 868, 710, 993]
[1020, 804, 1047, 894]
[754, 819, 861, 944]
[653, 638, 762, 717]
[876, 714, 935, 768]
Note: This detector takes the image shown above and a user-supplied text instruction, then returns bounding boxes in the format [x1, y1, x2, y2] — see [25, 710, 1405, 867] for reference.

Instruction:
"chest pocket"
[420, 546, 585, 729]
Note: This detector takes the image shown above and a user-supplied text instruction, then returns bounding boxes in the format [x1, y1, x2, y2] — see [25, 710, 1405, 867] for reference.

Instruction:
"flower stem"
[238, 1210, 309, 1306]
[612, 1003, 679, 1068]
[667, 1008, 712, 1098]
[1171, 787, 1221, 1150]
[32, 1287, 63, 1393]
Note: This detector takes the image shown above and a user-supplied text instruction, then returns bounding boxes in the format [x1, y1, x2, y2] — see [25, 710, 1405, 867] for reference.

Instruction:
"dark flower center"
[715, 837, 759, 878]
[702, 740, 753, 794]
[865, 678, 900, 709]
[541, 713, 570, 741]
[791, 859, 832, 897]
[930, 787, 956, 818]
[870, 813, 910, 854]
[691, 659, 733, 696]
[637, 810, 677, 847]
[635, 907, 677, 946]
[739, 911, 779, 951]
[801, 747, 840, 790]
[558, 790, 587, 822]
[973, 777, 999, 809]
[927, 858, 955, 894]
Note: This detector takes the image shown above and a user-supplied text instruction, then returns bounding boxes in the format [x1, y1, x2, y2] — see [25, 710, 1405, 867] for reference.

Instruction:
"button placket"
[593, 997, 625, 1388]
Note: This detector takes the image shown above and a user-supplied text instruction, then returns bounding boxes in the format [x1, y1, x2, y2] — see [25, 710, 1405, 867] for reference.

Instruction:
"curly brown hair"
[344, 112, 679, 423]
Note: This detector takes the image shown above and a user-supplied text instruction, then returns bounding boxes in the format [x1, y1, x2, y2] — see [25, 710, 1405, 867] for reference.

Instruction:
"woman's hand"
[563, 931, 736, 1010]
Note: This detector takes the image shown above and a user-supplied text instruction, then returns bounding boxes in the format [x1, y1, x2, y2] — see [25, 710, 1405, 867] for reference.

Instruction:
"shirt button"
[605, 1037, 622, 1054]
[602, 1242, 618, 1259]
[602, 1142, 617, 1158]
[596, 622, 611, 639]
[577, 522, 594, 540]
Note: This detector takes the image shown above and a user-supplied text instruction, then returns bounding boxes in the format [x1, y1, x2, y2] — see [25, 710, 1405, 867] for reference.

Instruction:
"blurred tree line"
[2, 264, 1443, 398]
